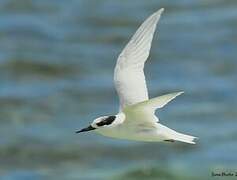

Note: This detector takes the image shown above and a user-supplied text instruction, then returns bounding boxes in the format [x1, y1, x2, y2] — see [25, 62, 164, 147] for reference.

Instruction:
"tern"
[76, 8, 197, 144]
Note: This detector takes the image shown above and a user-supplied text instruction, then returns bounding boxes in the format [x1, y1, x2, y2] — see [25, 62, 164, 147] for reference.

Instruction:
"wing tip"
[159, 8, 165, 13]
[150, 8, 164, 20]
[170, 91, 184, 98]
[177, 91, 184, 96]
[156, 8, 165, 15]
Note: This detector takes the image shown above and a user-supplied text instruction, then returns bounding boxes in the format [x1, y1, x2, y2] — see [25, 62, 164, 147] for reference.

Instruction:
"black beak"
[76, 125, 96, 133]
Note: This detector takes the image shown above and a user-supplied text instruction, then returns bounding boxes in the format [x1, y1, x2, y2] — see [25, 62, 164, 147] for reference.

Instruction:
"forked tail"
[172, 132, 197, 144]
[158, 123, 198, 144]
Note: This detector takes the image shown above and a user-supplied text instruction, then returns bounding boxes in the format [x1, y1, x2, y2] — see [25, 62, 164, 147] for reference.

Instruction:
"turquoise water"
[0, 0, 237, 179]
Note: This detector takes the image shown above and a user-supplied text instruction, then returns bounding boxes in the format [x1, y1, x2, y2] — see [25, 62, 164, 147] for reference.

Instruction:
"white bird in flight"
[76, 8, 197, 144]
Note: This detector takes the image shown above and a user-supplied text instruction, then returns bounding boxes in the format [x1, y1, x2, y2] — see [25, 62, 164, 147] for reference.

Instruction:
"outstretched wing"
[125, 92, 184, 123]
[136, 92, 184, 112]
[114, 9, 164, 110]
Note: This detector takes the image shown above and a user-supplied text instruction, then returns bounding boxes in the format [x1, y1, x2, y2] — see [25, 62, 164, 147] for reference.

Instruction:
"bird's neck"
[114, 113, 126, 125]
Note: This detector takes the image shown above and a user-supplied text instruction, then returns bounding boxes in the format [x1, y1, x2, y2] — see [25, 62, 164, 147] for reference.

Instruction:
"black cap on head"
[96, 116, 116, 127]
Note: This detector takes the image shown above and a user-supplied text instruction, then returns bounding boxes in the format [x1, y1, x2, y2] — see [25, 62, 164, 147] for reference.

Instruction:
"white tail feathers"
[157, 123, 197, 144]
[173, 132, 197, 144]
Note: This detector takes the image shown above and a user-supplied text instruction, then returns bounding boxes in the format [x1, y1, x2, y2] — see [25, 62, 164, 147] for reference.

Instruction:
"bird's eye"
[96, 116, 116, 127]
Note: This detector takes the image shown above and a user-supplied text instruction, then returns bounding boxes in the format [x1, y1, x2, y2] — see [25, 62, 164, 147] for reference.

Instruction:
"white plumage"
[77, 9, 197, 144]
[114, 9, 164, 110]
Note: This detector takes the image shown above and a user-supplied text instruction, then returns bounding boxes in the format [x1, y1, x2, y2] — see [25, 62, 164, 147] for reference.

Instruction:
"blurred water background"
[0, 0, 237, 179]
